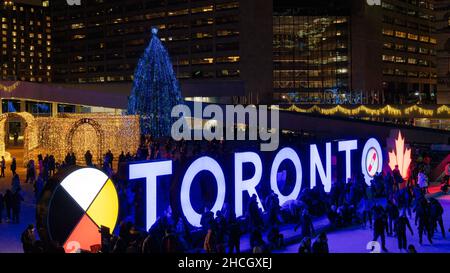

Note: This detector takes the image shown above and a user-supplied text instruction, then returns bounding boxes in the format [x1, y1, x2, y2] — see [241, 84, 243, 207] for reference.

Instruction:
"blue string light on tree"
[128, 27, 184, 138]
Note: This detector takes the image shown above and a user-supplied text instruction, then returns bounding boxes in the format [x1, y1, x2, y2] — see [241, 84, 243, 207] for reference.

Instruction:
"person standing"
[21, 224, 36, 253]
[395, 210, 414, 251]
[106, 150, 114, 170]
[417, 169, 428, 194]
[25, 160, 36, 184]
[118, 151, 125, 170]
[10, 157, 16, 176]
[298, 237, 312, 254]
[0, 192, 4, 223]
[227, 213, 241, 253]
[430, 198, 445, 239]
[386, 199, 399, 236]
[312, 232, 329, 253]
[4, 190, 12, 222]
[392, 166, 403, 192]
[372, 205, 388, 252]
[12, 190, 23, 224]
[416, 198, 433, 245]
[85, 150, 93, 166]
[295, 209, 315, 240]
[0, 156, 5, 178]
[70, 152, 77, 166]
[48, 155, 56, 176]
[34, 173, 45, 202]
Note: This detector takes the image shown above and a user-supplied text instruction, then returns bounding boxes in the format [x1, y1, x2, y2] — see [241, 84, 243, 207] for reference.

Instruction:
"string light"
[279, 104, 450, 118]
[0, 113, 140, 165]
[0, 82, 20, 92]
[437, 105, 450, 115]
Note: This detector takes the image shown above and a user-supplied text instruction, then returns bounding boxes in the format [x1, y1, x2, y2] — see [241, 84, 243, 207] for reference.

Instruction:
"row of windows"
[274, 68, 349, 78]
[382, 15, 434, 32]
[382, 1, 435, 21]
[382, 68, 437, 78]
[67, 29, 239, 42]
[382, 28, 437, 44]
[382, 54, 434, 66]
[58, 68, 240, 84]
[383, 42, 436, 55]
[53, 2, 239, 21]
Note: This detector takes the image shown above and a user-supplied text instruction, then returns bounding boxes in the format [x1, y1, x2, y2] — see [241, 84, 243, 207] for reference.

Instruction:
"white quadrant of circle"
[60, 168, 108, 211]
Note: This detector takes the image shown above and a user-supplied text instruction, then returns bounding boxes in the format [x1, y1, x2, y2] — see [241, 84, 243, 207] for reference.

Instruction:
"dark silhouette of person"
[429, 198, 445, 239]
[392, 166, 403, 192]
[21, 224, 36, 253]
[295, 209, 315, 240]
[386, 199, 399, 236]
[395, 210, 414, 251]
[0, 192, 3, 223]
[298, 237, 312, 254]
[0, 156, 5, 177]
[10, 157, 16, 176]
[85, 150, 93, 166]
[372, 205, 388, 252]
[4, 189, 12, 222]
[416, 197, 433, 245]
[227, 212, 241, 253]
[200, 207, 214, 232]
[247, 194, 263, 230]
[12, 191, 23, 223]
[312, 232, 329, 253]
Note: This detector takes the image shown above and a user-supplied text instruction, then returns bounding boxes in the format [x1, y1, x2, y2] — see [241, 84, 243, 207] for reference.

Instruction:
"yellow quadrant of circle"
[86, 179, 118, 233]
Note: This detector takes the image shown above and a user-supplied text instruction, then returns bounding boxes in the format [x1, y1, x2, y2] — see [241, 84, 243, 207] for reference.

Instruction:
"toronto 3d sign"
[38, 132, 413, 253]
[129, 137, 386, 230]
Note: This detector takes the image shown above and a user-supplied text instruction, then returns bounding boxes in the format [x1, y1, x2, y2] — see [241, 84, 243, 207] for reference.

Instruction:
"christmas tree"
[128, 28, 183, 137]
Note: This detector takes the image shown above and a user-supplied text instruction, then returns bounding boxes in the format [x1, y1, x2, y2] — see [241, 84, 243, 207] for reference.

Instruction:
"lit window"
[419, 36, 429, 42]
[395, 56, 406, 63]
[407, 33, 418, 40]
[382, 29, 394, 36]
[395, 31, 406, 38]
[407, 58, 417, 64]
[382, 55, 395, 62]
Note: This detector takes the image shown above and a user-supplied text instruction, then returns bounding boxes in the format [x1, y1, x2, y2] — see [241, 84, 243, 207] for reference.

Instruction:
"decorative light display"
[388, 131, 411, 180]
[128, 28, 183, 137]
[0, 112, 38, 164]
[274, 104, 450, 118]
[0, 81, 20, 92]
[0, 113, 140, 166]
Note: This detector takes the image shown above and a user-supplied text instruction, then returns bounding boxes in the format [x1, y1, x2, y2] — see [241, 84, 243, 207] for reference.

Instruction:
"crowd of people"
[0, 135, 448, 254]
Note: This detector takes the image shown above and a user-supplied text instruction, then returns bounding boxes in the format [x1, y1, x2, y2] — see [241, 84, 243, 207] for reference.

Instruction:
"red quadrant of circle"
[63, 214, 101, 253]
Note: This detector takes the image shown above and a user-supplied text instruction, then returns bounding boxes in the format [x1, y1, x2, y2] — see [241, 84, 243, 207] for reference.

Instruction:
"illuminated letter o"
[180, 156, 226, 227]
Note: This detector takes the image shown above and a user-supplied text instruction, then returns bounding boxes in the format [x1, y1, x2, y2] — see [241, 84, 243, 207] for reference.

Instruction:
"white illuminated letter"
[270, 148, 302, 205]
[180, 156, 226, 227]
[129, 161, 172, 231]
[310, 143, 332, 192]
[234, 152, 263, 217]
[338, 140, 358, 181]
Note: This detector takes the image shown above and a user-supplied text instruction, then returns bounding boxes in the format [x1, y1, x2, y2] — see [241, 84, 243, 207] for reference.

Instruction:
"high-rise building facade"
[435, 0, 450, 104]
[273, 0, 438, 105]
[378, 0, 437, 104]
[1, 0, 52, 83]
[2, 0, 442, 106]
[273, 0, 352, 104]
[50, 0, 273, 104]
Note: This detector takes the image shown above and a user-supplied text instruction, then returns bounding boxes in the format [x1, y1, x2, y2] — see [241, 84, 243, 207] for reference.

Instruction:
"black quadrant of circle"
[48, 186, 86, 245]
